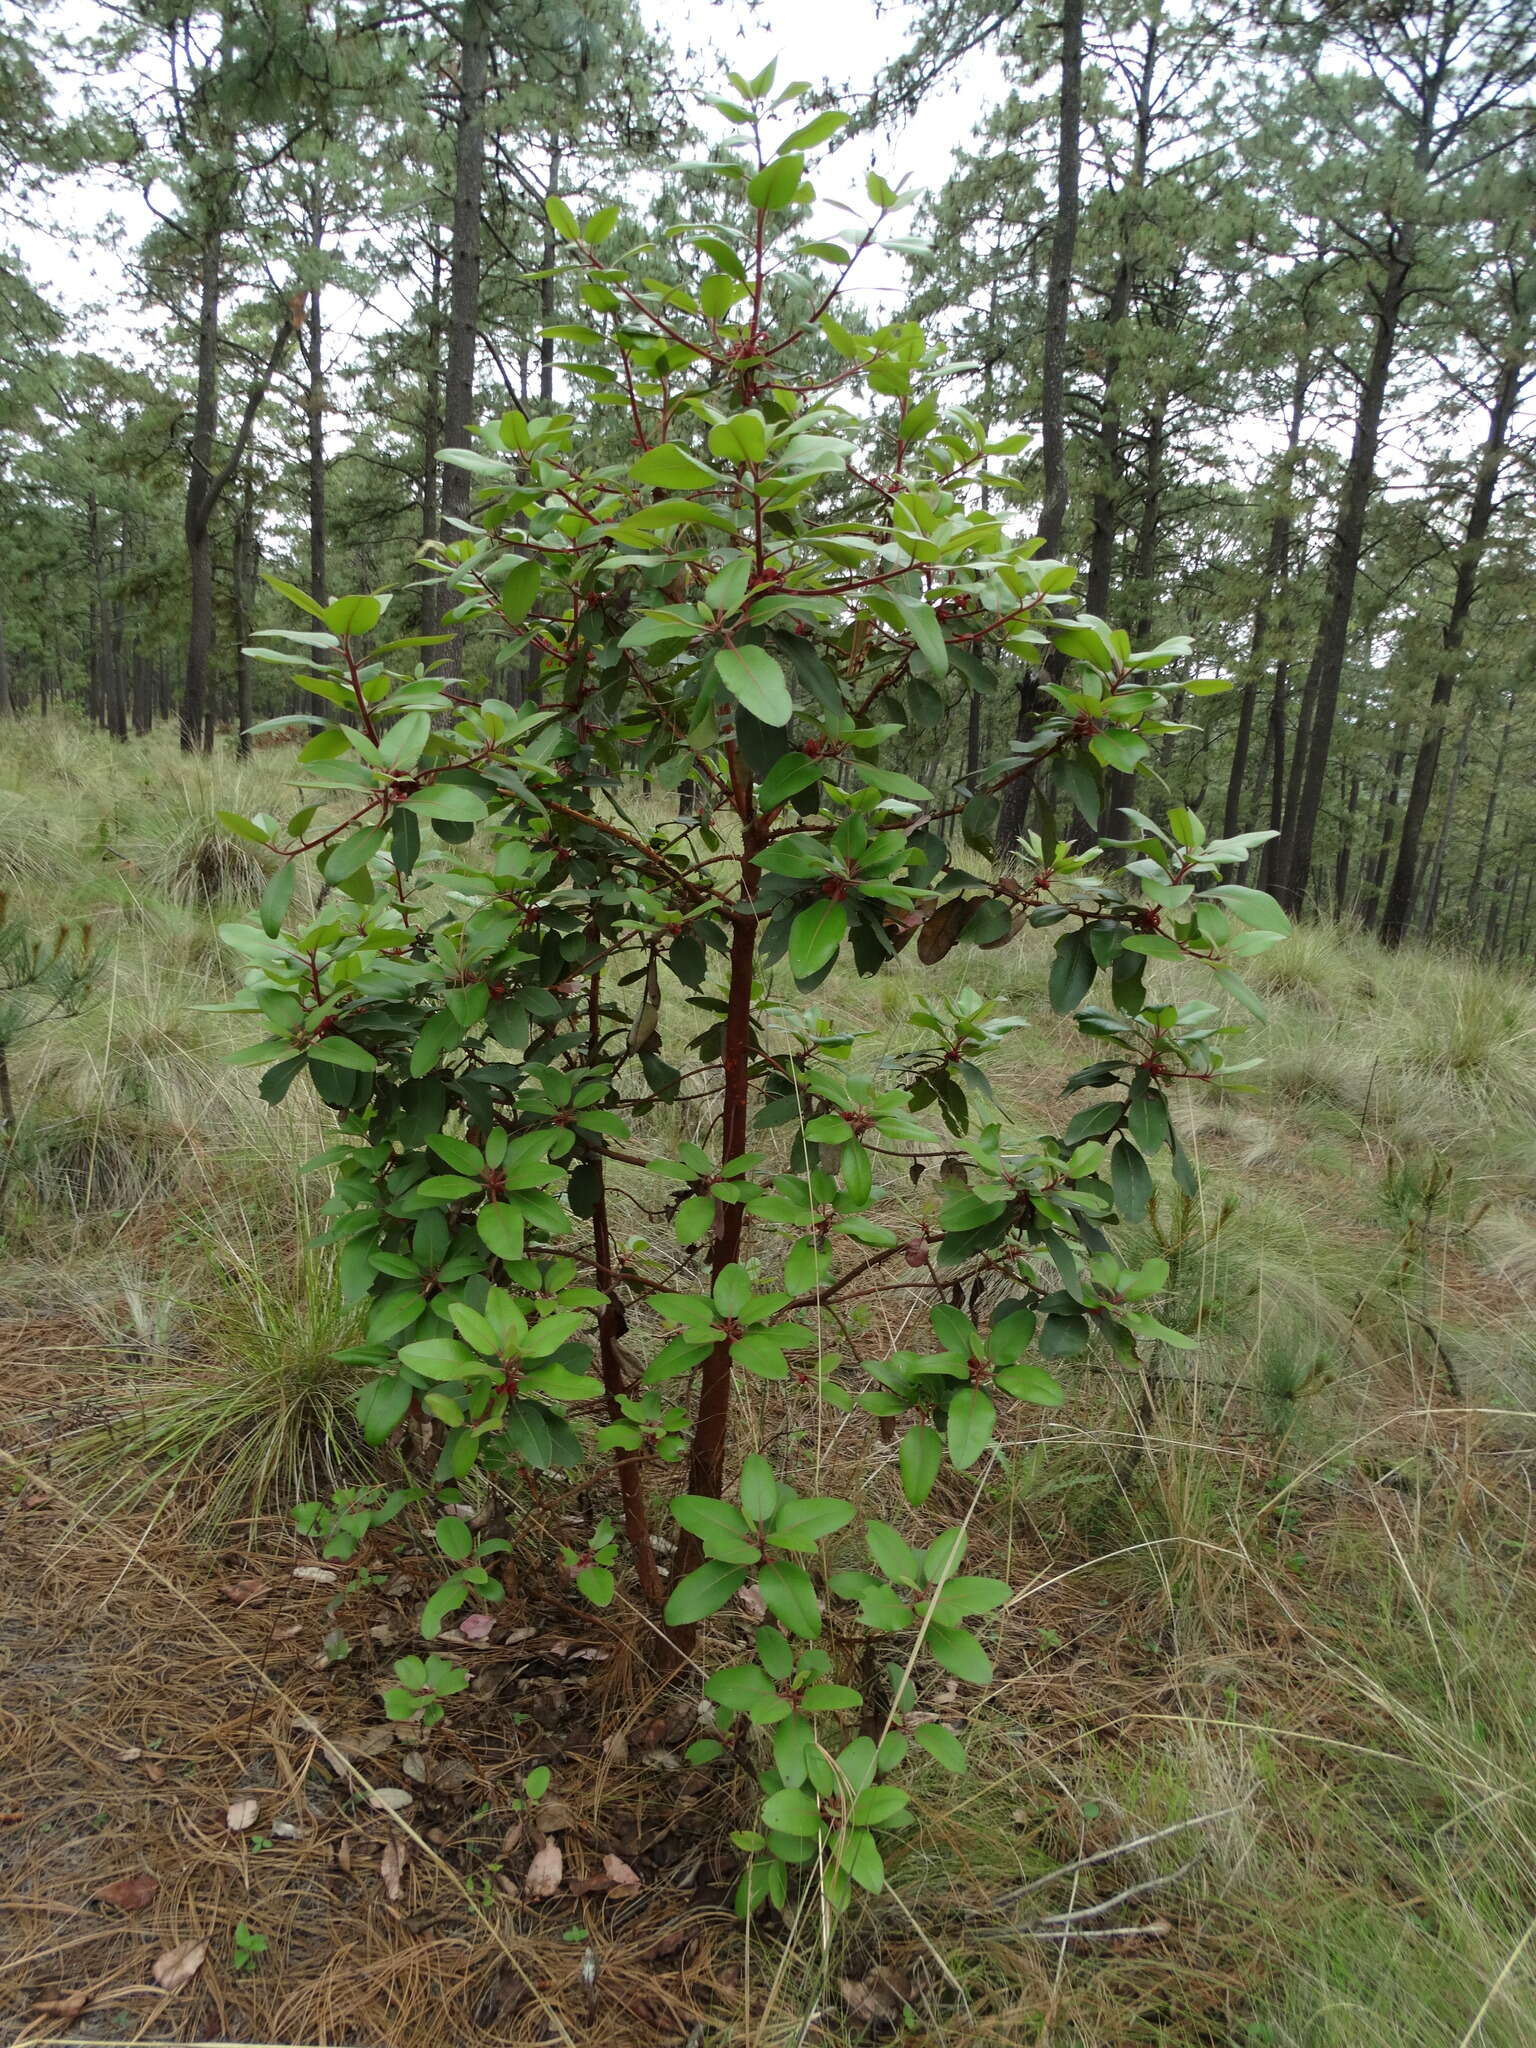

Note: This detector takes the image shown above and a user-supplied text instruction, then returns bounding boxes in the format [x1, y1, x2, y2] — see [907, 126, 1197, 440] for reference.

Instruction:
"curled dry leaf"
[219, 1577, 267, 1607]
[523, 1836, 563, 1899]
[94, 1872, 159, 1912]
[152, 1938, 208, 1993]
[33, 1990, 91, 2021]
[601, 1853, 642, 1891]
[226, 1795, 260, 1832]
[379, 1836, 408, 1902]
[292, 1565, 338, 1584]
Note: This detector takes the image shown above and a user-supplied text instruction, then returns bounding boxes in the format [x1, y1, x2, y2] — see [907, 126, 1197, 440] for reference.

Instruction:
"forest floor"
[5, 721, 1536, 2048]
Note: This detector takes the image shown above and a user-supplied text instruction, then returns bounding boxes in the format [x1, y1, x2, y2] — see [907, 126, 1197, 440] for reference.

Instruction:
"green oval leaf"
[716, 644, 792, 725]
[789, 898, 846, 980]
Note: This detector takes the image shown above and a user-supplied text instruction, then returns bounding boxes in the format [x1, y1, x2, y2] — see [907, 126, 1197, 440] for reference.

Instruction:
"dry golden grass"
[7, 722, 1536, 2045]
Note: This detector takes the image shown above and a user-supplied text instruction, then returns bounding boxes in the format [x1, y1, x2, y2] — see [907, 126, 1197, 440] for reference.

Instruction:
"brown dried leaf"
[601, 1853, 642, 1891]
[379, 1837, 408, 1903]
[219, 1577, 268, 1607]
[33, 1990, 91, 2020]
[369, 1786, 413, 1814]
[535, 1793, 575, 1833]
[524, 1837, 563, 1899]
[226, 1795, 260, 1832]
[916, 894, 974, 964]
[600, 1729, 630, 1766]
[94, 1872, 158, 1912]
[341, 1724, 395, 1758]
[152, 1938, 208, 1993]
[840, 1966, 913, 2024]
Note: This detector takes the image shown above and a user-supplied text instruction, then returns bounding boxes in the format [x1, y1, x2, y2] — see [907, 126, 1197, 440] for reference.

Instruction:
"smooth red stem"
[669, 802, 764, 1589]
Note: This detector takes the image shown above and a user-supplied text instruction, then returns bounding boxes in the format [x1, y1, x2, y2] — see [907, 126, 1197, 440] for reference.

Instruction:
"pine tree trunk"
[1379, 329, 1525, 945]
[1359, 747, 1405, 929]
[181, 227, 223, 753]
[180, 228, 299, 753]
[0, 587, 12, 717]
[306, 188, 328, 607]
[1224, 359, 1310, 838]
[1278, 241, 1415, 908]
[420, 244, 445, 637]
[438, 0, 491, 676]
[1466, 697, 1513, 909]
[540, 139, 561, 404]
[997, 0, 1081, 854]
[1103, 392, 1167, 829]
[1334, 769, 1360, 912]
[234, 472, 256, 757]
[1420, 719, 1470, 936]
[133, 651, 153, 736]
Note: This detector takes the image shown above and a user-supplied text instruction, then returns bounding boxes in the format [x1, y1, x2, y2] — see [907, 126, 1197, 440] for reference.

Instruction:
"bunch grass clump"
[58, 1222, 370, 1532]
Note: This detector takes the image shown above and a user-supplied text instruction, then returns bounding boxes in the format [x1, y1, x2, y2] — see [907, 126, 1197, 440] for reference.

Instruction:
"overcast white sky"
[20, 0, 998, 358]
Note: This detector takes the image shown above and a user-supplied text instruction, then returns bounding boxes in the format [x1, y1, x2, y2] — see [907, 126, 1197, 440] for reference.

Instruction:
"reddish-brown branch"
[670, 786, 766, 1591]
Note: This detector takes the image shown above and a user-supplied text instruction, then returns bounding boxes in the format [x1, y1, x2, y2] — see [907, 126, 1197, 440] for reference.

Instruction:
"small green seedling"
[231, 1922, 268, 1972]
[561, 1516, 620, 1607]
[383, 1653, 469, 1728]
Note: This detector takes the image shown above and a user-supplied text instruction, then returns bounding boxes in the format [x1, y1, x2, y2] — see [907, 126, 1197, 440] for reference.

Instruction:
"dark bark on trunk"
[1379, 329, 1526, 945]
[181, 226, 298, 752]
[1511, 869, 1534, 961]
[88, 495, 126, 740]
[997, 0, 1082, 855]
[438, 0, 491, 673]
[1421, 718, 1470, 935]
[419, 244, 445, 638]
[234, 471, 256, 757]
[0, 587, 12, 716]
[1466, 696, 1513, 909]
[1102, 390, 1166, 830]
[1278, 171, 1426, 908]
[1259, 662, 1290, 893]
[540, 139, 561, 405]
[1224, 358, 1310, 839]
[181, 230, 223, 752]
[1359, 747, 1404, 929]
[306, 189, 328, 607]
[1334, 769, 1361, 912]
[669, 806, 766, 1612]
[132, 651, 154, 736]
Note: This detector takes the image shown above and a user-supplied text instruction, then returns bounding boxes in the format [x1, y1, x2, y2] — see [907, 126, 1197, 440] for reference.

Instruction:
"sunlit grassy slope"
[5, 716, 1536, 2045]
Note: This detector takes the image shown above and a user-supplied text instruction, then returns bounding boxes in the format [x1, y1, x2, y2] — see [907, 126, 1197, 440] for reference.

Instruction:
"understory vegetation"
[5, 719, 1536, 2047]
